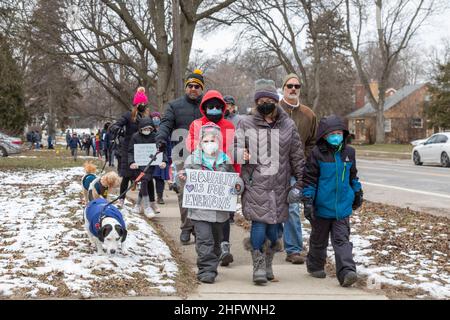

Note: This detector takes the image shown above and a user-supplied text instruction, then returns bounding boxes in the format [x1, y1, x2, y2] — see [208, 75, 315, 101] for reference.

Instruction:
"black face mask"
[257, 103, 276, 115]
[206, 114, 222, 123]
[137, 105, 146, 113]
[224, 110, 231, 117]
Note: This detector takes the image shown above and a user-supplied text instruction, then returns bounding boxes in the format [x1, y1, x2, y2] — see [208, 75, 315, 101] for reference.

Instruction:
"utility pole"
[172, 0, 183, 98]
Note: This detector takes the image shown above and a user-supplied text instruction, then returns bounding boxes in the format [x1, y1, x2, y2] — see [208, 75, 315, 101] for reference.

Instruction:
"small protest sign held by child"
[177, 122, 244, 284]
[128, 117, 167, 219]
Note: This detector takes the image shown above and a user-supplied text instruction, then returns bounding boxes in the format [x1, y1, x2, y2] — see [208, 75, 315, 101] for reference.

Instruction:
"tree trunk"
[155, 17, 197, 111]
[47, 88, 56, 137]
[156, 55, 172, 112]
[375, 95, 385, 143]
[312, 44, 321, 111]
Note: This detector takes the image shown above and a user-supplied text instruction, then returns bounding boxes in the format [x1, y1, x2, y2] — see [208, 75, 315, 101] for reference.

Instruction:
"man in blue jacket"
[302, 115, 363, 287]
[68, 132, 82, 161]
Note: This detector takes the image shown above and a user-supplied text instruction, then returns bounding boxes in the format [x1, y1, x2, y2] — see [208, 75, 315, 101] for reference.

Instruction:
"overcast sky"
[192, 6, 450, 60]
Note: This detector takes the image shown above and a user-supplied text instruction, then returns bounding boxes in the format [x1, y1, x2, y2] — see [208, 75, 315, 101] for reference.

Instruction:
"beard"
[286, 92, 300, 101]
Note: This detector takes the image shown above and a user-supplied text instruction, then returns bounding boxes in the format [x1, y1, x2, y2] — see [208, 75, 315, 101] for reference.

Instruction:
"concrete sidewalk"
[126, 190, 387, 300]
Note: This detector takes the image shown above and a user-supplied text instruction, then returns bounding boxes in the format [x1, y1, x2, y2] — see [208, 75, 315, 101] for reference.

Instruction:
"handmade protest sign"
[134, 144, 163, 166]
[182, 169, 239, 212]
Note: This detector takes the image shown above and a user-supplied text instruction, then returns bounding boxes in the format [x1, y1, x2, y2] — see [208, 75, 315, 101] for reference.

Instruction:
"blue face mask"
[326, 133, 343, 146]
[206, 108, 222, 116]
[152, 118, 161, 126]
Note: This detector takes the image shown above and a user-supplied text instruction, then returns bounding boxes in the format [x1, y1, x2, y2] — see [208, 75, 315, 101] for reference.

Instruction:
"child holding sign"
[178, 123, 244, 284]
[128, 117, 167, 219]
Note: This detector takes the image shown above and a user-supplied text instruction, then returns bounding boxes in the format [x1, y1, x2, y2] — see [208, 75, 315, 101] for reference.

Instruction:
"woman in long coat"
[109, 87, 150, 207]
[236, 79, 305, 285]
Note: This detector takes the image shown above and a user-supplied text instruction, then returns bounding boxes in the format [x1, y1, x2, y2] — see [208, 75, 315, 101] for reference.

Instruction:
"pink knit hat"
[133, 87, 148, 105]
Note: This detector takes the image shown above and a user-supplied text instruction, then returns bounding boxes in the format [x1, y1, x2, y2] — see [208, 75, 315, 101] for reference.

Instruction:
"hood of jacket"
[138, 117, 154, 131]
[199, 90, 227, 121]
[316, 115, 349, 144]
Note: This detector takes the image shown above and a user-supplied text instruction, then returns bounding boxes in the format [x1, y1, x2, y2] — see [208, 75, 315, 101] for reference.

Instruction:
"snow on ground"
[303, 206, 449, 299]
[236, 201, 449, 299]
[349, 203, 450, 300]
[0, 168, 178, 299]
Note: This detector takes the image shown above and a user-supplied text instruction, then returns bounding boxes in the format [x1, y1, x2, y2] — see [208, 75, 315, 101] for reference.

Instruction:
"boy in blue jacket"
[302, 115, 363, 287]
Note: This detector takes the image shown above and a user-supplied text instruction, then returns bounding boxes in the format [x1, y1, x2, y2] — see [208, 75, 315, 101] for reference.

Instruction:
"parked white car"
[410, 138, 427, 146]
[0, 132, 23, 157]
[412, 132, 450, 167]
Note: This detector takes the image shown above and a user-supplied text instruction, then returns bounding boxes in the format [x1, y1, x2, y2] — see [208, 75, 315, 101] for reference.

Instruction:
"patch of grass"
[353, 144, 413, 154]
[0, 148, 103, 170]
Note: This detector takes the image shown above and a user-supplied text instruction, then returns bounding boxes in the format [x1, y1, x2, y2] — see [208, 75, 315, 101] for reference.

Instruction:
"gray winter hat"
[254, 79, 280, 102]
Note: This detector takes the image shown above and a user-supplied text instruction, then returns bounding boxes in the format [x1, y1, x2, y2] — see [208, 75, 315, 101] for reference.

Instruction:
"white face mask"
[142, 129, 152, 136]
[202, 142, 219, 155]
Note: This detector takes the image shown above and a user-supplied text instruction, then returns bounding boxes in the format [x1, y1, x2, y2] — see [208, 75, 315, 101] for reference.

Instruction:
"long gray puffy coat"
[236, 106, 305, 224]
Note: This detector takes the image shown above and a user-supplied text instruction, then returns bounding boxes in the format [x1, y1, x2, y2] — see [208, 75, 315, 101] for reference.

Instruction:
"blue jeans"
[251, 221, 280, 252]
[283, 176, 303, 254]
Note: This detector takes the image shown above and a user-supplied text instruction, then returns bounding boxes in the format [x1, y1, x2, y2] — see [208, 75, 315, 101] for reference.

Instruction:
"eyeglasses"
[286, 84, 301, 90]
[187, 84, 201, 89]
[206, 105, 222, 110]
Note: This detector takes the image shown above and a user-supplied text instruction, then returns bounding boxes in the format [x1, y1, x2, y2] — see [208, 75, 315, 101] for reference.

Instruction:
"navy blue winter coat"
[86, 198, 126, 238]
[68, 137, 82, 149]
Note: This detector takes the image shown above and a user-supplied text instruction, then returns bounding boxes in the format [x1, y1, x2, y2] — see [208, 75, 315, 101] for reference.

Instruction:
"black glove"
[157, 141, 166, 152]
[352, 190, 364, 210]
[302, 197, 315, 221]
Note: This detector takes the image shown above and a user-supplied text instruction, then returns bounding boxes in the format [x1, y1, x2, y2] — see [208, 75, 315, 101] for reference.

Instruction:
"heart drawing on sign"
[186, 184, 195, 193]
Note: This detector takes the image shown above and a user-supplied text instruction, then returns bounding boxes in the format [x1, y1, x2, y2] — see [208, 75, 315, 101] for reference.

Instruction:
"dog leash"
[100, 151, 162, 213]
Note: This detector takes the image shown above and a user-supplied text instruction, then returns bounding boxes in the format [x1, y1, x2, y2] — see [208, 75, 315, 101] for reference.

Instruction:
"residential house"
[347, 83, 431, 144]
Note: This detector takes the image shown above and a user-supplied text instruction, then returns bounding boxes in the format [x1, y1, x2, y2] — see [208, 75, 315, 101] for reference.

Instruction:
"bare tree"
[59, 0, 237, 111]
[344, 0, 442, 143]
[0, 0, 36, 71]
[211, 0, 348, 112]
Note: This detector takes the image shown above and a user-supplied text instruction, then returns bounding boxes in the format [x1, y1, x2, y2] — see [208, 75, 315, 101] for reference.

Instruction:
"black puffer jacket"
[109, 110, 146, 177]
[128, 117, 168, 172]
[156, 94, 203, 148]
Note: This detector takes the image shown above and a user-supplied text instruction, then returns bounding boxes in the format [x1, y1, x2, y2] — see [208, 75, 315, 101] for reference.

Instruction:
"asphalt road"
[357, 158, 450, 218]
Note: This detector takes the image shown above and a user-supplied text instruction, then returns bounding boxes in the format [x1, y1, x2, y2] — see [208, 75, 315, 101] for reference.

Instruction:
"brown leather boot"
[285, 252, 306, 264]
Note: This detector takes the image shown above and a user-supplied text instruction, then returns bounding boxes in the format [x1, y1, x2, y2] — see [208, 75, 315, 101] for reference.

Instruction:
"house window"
[384, 119, 392, 133]
[411, 118, 423, 129]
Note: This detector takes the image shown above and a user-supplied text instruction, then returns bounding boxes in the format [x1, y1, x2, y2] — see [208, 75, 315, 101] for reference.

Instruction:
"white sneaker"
[144, 207, 156, 219]
[132, 204, 142, 214]
[151, 201, 160, 214]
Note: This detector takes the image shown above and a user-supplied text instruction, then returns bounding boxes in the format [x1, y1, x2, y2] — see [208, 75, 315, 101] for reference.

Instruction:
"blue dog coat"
[82, 174, 96, 190]
[85, 198, 126, 238]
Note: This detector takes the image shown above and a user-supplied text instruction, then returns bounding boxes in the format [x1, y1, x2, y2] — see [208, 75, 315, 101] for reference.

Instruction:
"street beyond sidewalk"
[357, 158, 450, 218]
